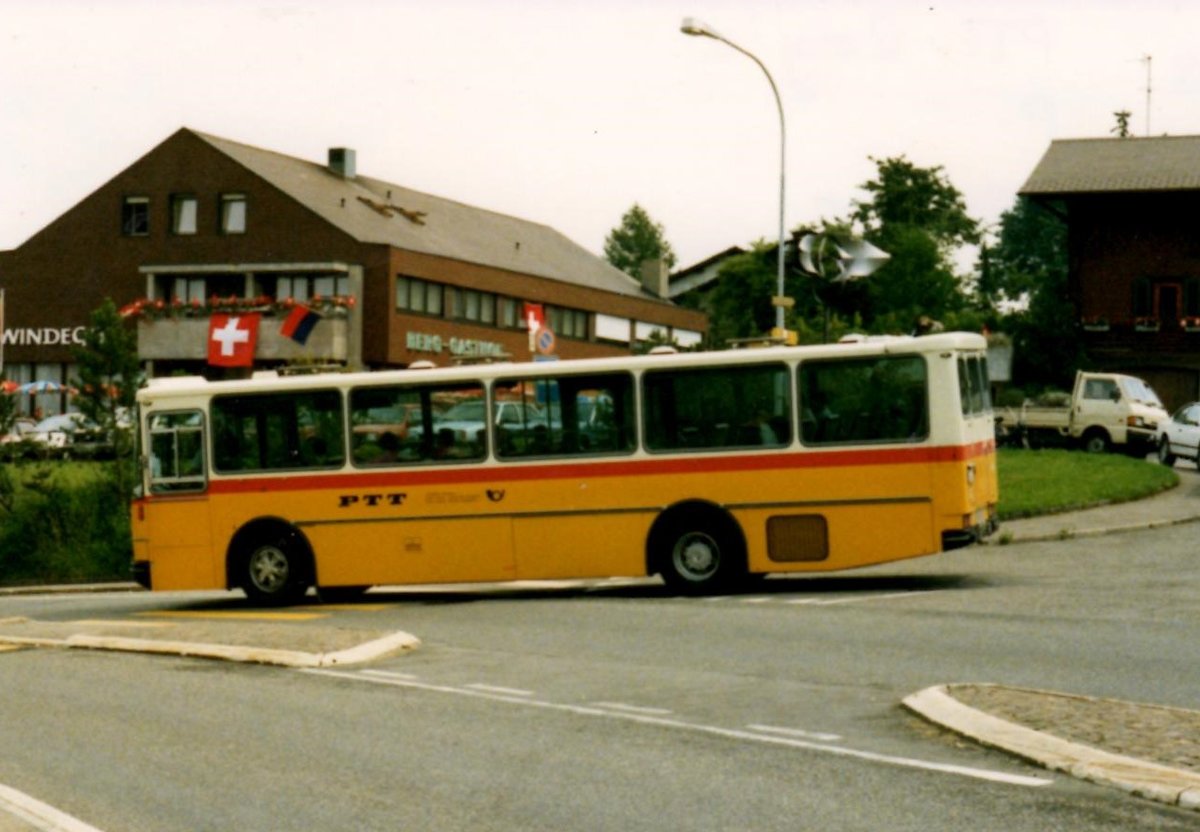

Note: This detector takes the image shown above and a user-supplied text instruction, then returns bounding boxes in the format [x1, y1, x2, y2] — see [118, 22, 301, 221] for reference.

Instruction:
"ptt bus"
[130, 331, 998, 604]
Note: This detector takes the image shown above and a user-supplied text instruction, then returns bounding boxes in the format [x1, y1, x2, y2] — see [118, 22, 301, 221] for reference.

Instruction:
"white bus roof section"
[136, 332, 987, 405]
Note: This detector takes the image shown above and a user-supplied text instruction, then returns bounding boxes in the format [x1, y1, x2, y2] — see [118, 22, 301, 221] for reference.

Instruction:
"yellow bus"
[130, 331, 998, 604]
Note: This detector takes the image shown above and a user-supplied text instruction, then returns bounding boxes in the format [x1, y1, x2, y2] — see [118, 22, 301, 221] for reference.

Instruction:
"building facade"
[1021, 135, 1200, 410]
[0, 128, 706, 414]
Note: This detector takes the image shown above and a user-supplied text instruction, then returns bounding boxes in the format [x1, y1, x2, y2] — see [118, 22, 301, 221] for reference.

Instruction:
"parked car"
[1157, 402, 1200, 467]
[27, 412, 114, 458]
[0, 417, 36, 445]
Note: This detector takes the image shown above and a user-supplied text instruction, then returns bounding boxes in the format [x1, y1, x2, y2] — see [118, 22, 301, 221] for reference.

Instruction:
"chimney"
[328, 147, 356, 179]
[639, 258, 670, 299]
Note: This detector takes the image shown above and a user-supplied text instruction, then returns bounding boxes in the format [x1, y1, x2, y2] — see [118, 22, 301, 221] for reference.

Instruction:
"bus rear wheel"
[655, 509, 746, 594]
[243, 539, 309, 606]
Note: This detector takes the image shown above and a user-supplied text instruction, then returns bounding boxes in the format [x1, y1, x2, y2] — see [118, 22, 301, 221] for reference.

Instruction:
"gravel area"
[949, 683, 1200, 774]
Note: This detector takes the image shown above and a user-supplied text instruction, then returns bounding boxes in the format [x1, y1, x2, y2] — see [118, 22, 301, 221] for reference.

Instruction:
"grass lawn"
[996, 448, 1178, 520]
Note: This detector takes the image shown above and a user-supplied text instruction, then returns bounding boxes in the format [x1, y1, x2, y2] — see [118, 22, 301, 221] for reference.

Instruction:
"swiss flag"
[208, 313, 260, 367]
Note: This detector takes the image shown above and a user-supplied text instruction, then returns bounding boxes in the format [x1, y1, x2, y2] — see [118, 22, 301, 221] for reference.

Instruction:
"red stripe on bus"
[193, 440, 995, 497]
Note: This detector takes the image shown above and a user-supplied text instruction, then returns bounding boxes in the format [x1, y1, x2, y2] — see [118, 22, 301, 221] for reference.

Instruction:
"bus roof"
[137, 331, 987, 402]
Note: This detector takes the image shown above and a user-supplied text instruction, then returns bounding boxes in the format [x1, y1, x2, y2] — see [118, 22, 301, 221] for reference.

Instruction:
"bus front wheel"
[242, 538, 310, 606]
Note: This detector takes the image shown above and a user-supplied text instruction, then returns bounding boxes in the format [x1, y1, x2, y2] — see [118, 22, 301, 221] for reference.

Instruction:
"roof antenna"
[1143, 54, 1152, 136]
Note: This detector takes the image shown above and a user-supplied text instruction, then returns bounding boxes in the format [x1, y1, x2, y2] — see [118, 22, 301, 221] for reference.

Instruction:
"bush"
[0, 461, 131, 585]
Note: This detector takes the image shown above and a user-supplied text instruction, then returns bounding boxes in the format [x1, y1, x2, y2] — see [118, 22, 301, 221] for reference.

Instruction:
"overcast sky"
[2, 0, 1197, 270]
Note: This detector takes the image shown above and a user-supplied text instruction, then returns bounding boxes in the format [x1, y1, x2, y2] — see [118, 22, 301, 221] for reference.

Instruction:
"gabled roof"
[191, 129, 656, 300]
[1021, 135, 1200, 196]
[669, 246, 745, 298]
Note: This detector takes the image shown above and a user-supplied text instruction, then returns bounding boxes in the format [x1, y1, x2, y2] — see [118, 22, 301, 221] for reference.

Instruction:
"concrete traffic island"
[904, 683, 1200, 811]
[0, 616, 419, 668]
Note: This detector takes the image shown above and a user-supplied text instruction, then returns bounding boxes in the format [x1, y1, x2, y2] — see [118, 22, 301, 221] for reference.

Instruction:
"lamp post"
[681, 17, 787, 333]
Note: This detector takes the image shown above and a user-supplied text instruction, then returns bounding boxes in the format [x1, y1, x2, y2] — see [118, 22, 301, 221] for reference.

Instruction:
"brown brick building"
[1021, 135, 1200, 410]
[0, 128, 705, 414]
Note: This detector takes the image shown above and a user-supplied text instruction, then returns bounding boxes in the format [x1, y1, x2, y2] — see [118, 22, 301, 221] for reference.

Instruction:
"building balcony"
[137, 313, 351, 363]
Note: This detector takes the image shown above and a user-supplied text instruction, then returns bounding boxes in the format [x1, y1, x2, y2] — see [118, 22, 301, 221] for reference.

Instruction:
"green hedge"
[0, 461, 132, 585]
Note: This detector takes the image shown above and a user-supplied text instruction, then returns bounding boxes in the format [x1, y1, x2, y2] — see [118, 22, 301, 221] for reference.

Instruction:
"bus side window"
[350, 382, 486, 466]
[211, 390, 344, 472]
[643, 364, 791, 452]
[493, 372, 635, 459]
[799, 355, 928, 446]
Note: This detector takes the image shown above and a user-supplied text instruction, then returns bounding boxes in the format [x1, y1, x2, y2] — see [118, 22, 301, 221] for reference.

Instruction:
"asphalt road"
[1, 523, 1198, 830]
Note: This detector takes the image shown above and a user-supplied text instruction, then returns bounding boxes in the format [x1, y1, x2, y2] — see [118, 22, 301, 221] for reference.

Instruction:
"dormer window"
[171, 195, 198, 235]
[221, 193, 247, 234]
[121, 196, 149, 236]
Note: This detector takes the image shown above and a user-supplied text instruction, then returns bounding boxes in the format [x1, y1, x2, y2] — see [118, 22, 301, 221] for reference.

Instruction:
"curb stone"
[903, 684, 1200, 811]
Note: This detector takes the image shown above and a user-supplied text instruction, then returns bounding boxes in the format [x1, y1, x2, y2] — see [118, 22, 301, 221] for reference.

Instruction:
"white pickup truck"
[996, 371, 1168, 454]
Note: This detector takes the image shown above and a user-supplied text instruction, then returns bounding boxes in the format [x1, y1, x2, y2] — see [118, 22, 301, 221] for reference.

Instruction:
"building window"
[122, 196, 149, 236]
[499, 297, 519, 328]
[396, 276, 443, 316]
[221, 193, 247, 234]
[595, 314, 631, 344]
[278, 275, 350, 303]
[171, 195, 198, 235]
[172, 277, 207, 303]
[547, 305, 589, 340]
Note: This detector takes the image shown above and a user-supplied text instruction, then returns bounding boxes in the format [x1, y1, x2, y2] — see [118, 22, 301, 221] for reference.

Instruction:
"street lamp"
[681, 17, 787, 332]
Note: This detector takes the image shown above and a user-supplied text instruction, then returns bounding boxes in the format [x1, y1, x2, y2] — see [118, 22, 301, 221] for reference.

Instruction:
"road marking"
[295, 603, 395, 612]
[590, 702, 674, 716]
[0, 783, 105, 832]
[746, 724, 843, 742]
[69, 619, 175, 628]
[305, 669, 1054, 788]
[464, 683, 535, 697]
[137, 610, 326, 621]
[785, 591, 945, 607]
[363, 669, 421, 681]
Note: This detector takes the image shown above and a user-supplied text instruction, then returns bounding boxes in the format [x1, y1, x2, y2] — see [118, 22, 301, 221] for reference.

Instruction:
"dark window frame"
[121, 196, 150, 236]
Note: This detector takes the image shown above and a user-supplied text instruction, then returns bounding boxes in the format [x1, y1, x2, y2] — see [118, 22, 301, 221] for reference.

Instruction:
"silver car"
[1157, 402, 1200, 467]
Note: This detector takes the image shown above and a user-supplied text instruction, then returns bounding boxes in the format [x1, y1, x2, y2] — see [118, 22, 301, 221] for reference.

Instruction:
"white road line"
[0, 783, 105, 832]
[362, 669, 421, 681]
[746, 724, 843, 742]
[590, 702, 674, 716]
[304, 668, 1053, 788]
[786, 591, 944, 607]
[464, 683, 535, 697]
[740, 597, 772, 604]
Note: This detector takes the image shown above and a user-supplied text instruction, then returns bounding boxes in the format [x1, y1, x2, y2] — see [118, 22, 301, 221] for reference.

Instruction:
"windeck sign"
[1, 326, 88, 346]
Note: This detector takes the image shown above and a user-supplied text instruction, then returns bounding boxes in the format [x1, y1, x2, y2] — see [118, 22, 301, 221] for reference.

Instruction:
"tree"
[1112, 110, 1132, 138]
[707, 243, 777, 344]
[701, 156, 981, 344]
[846, 156, 981, 330]
[604, 204, 677, 277]
[852, 156, 981, 253]
[985, 197, 1080, 389]
[72, 298, 142, 494]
